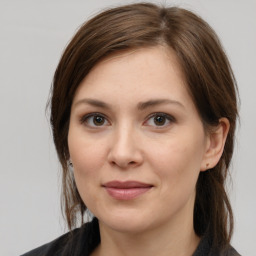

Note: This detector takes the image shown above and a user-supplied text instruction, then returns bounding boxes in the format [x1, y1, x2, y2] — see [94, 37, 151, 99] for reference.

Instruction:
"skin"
[68, 46, 229, 256]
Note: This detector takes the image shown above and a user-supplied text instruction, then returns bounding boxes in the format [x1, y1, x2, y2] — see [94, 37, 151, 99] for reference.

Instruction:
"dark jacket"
[21, 218, 240, 256]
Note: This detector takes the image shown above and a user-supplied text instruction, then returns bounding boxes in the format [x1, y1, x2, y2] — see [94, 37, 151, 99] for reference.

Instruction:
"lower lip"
[104, 187, 152, 200]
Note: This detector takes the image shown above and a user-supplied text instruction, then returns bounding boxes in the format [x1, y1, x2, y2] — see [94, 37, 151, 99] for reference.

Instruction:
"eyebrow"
[74, 98, 185, 110]
[74, 98, 110, 109]
[137, 99, 185, 110]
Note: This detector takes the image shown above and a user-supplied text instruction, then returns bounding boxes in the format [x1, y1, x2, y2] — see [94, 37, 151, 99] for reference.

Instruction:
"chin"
[95, 209, 160, 235]
[105, 220, 152, 234]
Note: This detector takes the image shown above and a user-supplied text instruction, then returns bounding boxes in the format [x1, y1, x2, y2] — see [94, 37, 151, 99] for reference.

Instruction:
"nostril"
[110, 160, 138, 168]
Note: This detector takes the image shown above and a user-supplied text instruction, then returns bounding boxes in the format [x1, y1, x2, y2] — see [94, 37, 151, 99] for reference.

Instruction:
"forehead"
[73, 46, 193, 109]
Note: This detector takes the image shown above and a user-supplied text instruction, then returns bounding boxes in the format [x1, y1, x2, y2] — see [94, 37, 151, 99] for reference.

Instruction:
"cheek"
[69, 136, 107, 208]
[147, 138, 203, 215]
[148, 132, 205, 190]
[68, 133, 107, 183]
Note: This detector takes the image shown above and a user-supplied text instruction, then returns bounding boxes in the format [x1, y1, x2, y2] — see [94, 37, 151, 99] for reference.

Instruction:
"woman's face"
[68, 47, 210, 234]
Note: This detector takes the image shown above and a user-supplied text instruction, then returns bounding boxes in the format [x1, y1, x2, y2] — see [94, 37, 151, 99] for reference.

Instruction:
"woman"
[22, 3, 240, 256]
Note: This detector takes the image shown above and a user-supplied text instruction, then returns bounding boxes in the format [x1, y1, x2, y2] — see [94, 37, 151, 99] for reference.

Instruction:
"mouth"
[102, 180, 153, 200]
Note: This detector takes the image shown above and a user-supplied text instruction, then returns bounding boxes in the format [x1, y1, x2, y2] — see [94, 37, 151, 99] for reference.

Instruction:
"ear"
[200, 118, 230, 171]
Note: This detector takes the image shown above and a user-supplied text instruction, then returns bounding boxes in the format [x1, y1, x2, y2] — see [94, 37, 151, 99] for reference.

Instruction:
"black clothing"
[21, 218, 240, 256]
[21, 218, 100, 256]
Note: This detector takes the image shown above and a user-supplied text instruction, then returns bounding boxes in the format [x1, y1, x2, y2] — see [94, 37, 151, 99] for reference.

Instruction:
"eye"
[80, 113, 110, 127]
[145, 113, 175, 127]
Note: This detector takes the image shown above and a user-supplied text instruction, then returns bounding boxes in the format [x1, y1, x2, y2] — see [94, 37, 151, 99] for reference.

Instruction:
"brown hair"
[50, 2, 238, 250]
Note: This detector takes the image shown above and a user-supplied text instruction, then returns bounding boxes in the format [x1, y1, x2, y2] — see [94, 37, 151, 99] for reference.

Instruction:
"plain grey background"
[0, 0, 255, 255]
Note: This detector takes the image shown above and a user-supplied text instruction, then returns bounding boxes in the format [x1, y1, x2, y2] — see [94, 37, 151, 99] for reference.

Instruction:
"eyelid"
[79, 112, 175, 128]
[144, 112, 176, 127]
[80, 112, 110, 127]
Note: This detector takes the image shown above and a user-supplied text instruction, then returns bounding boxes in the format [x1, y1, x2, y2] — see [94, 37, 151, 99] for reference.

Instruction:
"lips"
[102, 181, 153, 200]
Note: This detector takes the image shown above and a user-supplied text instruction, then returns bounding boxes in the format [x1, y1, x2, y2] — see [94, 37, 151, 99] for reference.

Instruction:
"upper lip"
[103, 180, 153, 188]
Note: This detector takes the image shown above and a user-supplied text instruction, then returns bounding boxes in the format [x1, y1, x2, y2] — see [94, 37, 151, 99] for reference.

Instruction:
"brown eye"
[154, 115, 166, 126]
[144, 113, 175, 128]
[80, 113, 109, 127]
[93, 116, 105, 126]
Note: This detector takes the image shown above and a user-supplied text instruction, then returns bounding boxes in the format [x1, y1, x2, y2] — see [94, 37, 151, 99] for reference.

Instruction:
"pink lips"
[103, 181, 153, 200]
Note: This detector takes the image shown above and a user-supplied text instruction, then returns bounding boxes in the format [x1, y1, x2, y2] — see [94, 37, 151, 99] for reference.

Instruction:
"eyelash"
[144, 113, 176, 127]
[80, 112, 110, 127]
[79, 112, 176, 128]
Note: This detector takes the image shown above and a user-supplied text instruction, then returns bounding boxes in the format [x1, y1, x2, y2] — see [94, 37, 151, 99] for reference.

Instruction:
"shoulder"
[193, 233, 241, 256]
[221, 246, 241, 256]
[21, 218, 100, 256]
[20, 239, 58, 256]
[20, 228, 80, 256]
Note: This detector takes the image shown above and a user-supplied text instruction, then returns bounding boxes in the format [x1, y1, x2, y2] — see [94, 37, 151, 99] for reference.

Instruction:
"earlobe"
[200, 118, 230, 171]
[68, 159, 73, 167]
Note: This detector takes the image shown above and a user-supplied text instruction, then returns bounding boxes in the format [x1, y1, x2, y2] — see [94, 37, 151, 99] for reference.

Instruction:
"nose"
[107, 125, 143, 169]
